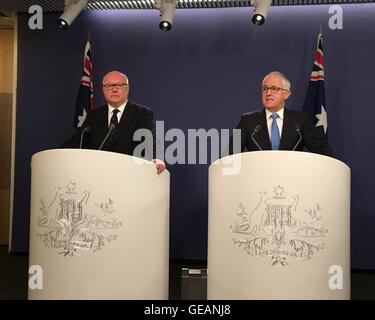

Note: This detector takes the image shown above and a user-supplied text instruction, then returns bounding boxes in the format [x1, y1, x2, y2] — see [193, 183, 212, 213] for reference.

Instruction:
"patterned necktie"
[271, 113, 280, 150]
[110, 109, 119, 127]
[105, 109, 119, 147]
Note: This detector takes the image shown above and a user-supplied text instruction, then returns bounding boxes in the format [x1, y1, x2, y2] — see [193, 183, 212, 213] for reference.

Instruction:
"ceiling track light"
[251, 0, 272, 26]
[57, 0, 88, 29]
[156, 0, 177, 32]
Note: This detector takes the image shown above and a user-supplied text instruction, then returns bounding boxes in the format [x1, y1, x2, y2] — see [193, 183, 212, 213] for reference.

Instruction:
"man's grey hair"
[262, 71, 291, 91]
[120, 72, 129, 85]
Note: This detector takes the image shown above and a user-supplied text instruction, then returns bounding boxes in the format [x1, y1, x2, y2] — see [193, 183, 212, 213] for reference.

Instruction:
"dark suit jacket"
[61, 101, 156, 160]
[228, 108, 334, 157]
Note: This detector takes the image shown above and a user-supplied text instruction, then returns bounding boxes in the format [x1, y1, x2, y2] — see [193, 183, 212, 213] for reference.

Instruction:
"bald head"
[102, 70, 129, 108]
[102, 71, 129, 85]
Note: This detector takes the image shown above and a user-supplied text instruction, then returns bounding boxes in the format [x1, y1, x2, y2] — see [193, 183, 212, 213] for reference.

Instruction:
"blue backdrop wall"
[12, 4, 375, 268]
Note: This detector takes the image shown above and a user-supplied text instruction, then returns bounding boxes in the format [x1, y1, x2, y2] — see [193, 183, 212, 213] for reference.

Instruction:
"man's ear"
[284, 90, 291, 100]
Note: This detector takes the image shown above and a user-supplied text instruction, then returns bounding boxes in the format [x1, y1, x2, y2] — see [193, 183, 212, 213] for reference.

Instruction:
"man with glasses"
[62, 70, 165, 174]
[228, 71, 333, 157]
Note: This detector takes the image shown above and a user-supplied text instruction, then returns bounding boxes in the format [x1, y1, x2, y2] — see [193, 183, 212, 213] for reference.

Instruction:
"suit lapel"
[279, 108, 292, 150]
[97, 106, 109, 146]
[257, 110, 272, 150]
[105, 101, 135, 149]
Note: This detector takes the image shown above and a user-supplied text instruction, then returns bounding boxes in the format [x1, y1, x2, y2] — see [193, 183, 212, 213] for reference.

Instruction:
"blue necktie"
[271, 113, 280, 150]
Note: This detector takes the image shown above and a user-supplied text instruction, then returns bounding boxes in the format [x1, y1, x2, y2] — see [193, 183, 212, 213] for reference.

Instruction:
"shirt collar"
[108, 100, 128, 114]
[266, 107, 284, 120]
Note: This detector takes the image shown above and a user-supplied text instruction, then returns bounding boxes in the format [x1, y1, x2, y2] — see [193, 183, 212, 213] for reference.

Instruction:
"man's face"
[261, 74, 291, 113]
[102, 71, 129, 107]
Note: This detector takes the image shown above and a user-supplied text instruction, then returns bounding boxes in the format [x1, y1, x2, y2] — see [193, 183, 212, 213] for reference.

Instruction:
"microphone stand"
[98, 124, 116, 150]
[79, 126, 91, 149]
[251, 126, 262, 151]
[292, 128, 302, 151]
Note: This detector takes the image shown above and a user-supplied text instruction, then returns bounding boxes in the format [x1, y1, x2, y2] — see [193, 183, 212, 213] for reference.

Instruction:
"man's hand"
[152, 159, 166, 175]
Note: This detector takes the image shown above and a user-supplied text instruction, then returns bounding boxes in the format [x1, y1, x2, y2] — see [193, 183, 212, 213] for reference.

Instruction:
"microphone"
[292, 124, 302, 151]
[79, 126, 91, 149]
[251, 125, 262, 151]
[98, 124, 116, 150]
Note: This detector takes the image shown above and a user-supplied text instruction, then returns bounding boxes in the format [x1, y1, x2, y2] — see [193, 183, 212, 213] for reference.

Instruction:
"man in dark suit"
[229, 71, 334, 157]
[62, 70, 166, 174]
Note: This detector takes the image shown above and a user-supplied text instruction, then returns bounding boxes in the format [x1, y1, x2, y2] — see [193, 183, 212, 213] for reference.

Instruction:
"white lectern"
[208, 151, 350, 299]
[28, 149, 170, 299]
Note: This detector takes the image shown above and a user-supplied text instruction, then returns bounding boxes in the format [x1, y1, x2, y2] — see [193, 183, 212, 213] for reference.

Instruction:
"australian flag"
[73, 38, 93, 128]
[303, 32, 328, 137]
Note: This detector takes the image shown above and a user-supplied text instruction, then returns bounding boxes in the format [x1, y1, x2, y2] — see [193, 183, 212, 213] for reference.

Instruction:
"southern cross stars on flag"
[303, 31, 328, 137]
[73, 38, 93, 128]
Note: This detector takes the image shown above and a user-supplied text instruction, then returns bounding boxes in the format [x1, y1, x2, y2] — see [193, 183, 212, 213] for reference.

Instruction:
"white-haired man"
[229, 71, 334, 157]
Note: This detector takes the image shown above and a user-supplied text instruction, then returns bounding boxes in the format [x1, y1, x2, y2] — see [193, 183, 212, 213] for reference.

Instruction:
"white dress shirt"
[108, 100, 128, 126]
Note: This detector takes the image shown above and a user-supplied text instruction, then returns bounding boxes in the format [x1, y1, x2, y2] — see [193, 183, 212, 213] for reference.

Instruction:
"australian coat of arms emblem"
[231, 185, 328, 266]
[35, 181, 122, 257]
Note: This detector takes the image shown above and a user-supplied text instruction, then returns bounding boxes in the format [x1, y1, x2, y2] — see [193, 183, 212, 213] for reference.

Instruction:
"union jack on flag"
[73, 38, 93, 128]
[303, 32, 328, 137]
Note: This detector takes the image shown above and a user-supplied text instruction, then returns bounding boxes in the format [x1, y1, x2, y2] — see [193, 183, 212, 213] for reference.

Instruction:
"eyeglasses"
[261, 86, 288, 94]
[103, 83, 128, 90]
